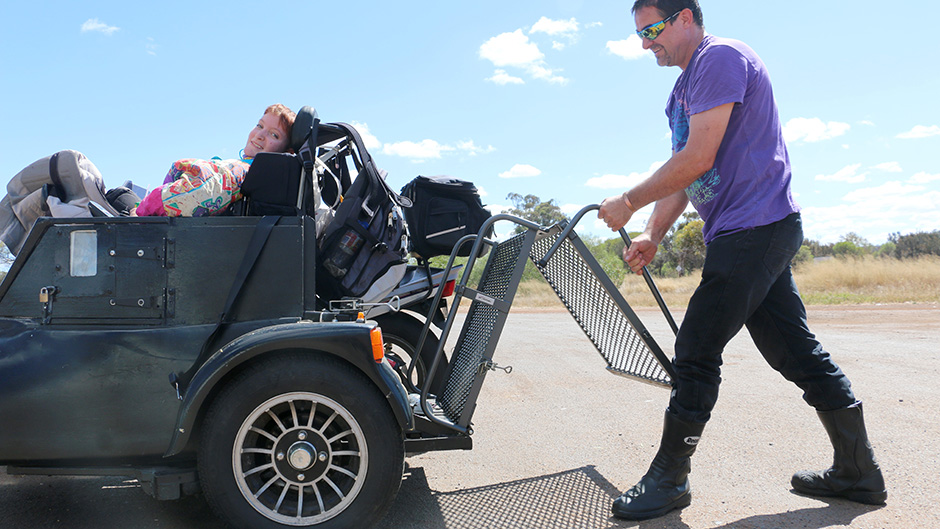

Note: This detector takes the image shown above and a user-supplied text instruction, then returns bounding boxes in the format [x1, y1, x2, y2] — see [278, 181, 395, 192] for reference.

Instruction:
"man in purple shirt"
[598, 0, 886, 520]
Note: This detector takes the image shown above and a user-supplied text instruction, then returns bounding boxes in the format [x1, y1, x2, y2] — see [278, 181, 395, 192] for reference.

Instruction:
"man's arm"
[598, 102, 735, 231]
[623, 190, 688, 274]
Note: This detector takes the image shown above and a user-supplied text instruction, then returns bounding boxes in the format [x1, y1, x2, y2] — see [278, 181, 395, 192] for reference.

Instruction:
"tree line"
[2, 193, 936, 284]
[505, 193, 940, 280]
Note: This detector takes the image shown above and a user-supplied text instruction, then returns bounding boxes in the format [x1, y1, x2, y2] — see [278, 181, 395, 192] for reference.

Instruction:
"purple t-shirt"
[666, 34, 799, 243]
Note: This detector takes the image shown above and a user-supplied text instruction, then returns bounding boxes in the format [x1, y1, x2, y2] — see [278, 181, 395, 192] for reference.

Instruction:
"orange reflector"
[442, 279, 456, 298]
[370, 327, 385, 363]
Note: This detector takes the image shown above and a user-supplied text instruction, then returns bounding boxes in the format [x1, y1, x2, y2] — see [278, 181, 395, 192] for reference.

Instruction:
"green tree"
[839, 232, 872, 254]
[804, 238, 833, 257]
[873, 241, 896, 259]
[892, 230, 940, 259]
[832, 240, 864, 259]
[649, 211, 704, 276]
[583, 235, 628, 285]
[793, 245, 814, 266]
[505, 193, 569, 233]
[673, 218, 705, 273]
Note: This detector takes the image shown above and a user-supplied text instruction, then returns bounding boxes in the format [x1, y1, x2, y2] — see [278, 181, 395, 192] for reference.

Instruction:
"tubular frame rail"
[410, 206, 679, 436]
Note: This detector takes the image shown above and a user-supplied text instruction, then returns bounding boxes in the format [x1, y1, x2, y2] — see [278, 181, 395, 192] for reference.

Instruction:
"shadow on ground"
[379, 464, 883, 529]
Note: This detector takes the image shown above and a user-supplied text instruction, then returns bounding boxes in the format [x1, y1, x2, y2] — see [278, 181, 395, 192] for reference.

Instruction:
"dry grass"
[793, 255, 940, 305]
[512, 256, 940, 308]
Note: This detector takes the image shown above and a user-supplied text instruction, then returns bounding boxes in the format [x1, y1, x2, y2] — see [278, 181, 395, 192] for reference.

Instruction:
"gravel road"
[2, 304, 937, 529]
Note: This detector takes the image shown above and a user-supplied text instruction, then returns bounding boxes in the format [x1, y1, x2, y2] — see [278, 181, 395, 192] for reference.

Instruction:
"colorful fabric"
[136, 158, 251, 217]
[666, 34, 799, 244]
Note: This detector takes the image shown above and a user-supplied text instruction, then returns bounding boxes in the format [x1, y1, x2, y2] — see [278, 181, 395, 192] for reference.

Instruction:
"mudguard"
[164, 320, 412, 457]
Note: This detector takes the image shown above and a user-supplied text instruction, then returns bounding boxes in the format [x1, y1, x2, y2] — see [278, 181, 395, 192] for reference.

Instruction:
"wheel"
[374, 312, 448, 396]
[198, 353, 404, 529]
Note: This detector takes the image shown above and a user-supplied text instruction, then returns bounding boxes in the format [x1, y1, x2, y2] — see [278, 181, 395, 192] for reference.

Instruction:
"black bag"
[316, 123, 411, 302]
[400, 175, 492, 259]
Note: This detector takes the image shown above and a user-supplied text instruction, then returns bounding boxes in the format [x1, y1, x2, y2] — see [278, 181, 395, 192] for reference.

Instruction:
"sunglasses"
[636, 10, 682, 41]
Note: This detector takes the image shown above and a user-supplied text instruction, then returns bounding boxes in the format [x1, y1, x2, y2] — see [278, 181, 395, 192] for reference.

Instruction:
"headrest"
[291, 106, 319, 153]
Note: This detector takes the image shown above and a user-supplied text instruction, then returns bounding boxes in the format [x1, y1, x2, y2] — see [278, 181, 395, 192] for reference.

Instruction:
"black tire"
[374, 312, 448, 396]
[198, 353, 404, 529]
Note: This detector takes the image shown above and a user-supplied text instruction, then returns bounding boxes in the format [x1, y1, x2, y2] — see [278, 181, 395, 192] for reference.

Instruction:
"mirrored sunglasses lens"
[644, 23, 663, 40]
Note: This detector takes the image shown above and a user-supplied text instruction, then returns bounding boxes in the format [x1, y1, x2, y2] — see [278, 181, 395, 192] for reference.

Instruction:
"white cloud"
[783, 117, 850, 143]
[145, 37, 157, 56]
[349, 121, 382, 151]
[897, 125, 940, 139]
[586, 22, 603, 29]
[81, 18, 119, 35]
[486, 69, 525, 85]
[910, 172, 940, 184]
[480, 30, 544, 68]
[530, 17, 579, 37]
[499, 164, 542, 179]
[815, 163, 867, 184]
[486, 204, 511, 215]
[552, 41, 566, 51]
[842, 181, 922, 202]
[455, 140, 495, 155]
[873, 161, 902, 173]
[606, 36, 647, 60]
[477, 186, 489, 198]
[382, 139, 452, 159]
[378, 135, 493, 161]
[585, 161, 664, 189]
[802, 181, 940, 243]
[527, 64, 568, 85]
[479, 29, 568, 85]
[560, 203, 584, 216]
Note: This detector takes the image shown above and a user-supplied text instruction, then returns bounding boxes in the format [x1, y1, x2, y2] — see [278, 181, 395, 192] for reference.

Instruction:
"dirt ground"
[377, 303, 940, 529]
[1, 303, 937, 529]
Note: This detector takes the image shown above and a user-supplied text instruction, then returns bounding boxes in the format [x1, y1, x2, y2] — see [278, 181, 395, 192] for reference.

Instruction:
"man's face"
[635, 6, 681, 67]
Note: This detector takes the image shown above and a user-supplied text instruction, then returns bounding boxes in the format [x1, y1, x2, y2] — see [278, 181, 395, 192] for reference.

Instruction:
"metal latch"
[40, 286, 58, 324]
[168, 373, 182, 401]
[479, 359, 513, 375]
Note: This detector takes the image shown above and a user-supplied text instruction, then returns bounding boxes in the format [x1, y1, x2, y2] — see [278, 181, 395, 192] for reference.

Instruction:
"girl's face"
[244, 112, 289, 158]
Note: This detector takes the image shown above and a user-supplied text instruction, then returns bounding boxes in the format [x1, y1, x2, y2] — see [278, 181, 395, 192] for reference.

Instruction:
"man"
[597, 0, 886, 520]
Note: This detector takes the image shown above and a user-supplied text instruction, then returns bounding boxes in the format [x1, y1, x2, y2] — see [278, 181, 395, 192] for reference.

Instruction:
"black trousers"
[669, 213, 856, 423]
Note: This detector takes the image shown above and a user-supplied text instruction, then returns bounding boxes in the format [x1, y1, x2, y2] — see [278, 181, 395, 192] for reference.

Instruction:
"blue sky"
[2, 0, 938, 244]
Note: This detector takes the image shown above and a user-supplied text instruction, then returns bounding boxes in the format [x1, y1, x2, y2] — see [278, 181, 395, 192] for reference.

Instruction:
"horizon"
[1, 1, 937, 245]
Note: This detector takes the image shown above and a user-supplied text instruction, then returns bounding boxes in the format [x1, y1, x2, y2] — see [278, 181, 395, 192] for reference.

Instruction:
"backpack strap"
[330, 122, 413, 208]
[48, 152, 65, 198]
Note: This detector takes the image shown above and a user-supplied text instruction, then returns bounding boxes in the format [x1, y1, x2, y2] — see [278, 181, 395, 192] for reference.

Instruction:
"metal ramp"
[414, 206, 678, 435]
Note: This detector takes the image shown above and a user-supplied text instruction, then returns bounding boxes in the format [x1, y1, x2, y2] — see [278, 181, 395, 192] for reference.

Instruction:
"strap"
[172, 215, 280, 394]
[48, 152, 64, 198]
[331, 122, 412, 208]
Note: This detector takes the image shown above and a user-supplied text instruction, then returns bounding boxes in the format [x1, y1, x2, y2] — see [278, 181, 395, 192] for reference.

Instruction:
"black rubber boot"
[612, 410, 706, 520]
[791, 401, 887, 505]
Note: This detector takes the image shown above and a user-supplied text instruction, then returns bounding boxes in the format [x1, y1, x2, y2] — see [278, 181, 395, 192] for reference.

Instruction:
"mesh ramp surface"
[437, 229, 534, 427]
[530, 229, 673, 388]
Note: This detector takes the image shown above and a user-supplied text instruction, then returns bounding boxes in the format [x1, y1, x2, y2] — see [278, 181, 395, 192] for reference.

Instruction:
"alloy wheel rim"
[233, 392, 368, 525]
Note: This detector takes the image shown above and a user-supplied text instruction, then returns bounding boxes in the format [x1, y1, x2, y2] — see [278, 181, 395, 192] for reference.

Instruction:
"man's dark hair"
[632, 0, 704, 27]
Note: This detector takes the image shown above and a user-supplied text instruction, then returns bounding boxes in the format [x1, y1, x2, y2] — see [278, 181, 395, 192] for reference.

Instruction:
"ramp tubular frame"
[412, 206, 678, 435]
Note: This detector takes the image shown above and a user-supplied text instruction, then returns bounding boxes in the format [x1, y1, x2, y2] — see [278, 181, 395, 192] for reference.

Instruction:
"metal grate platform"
[418, 208, 675, 435]
[437, 229, 535, 426]
[530, 227, 673, 388]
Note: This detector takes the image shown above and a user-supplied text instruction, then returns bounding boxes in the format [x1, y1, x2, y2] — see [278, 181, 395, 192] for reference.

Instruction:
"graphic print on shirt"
[670, 98, 720, 207]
